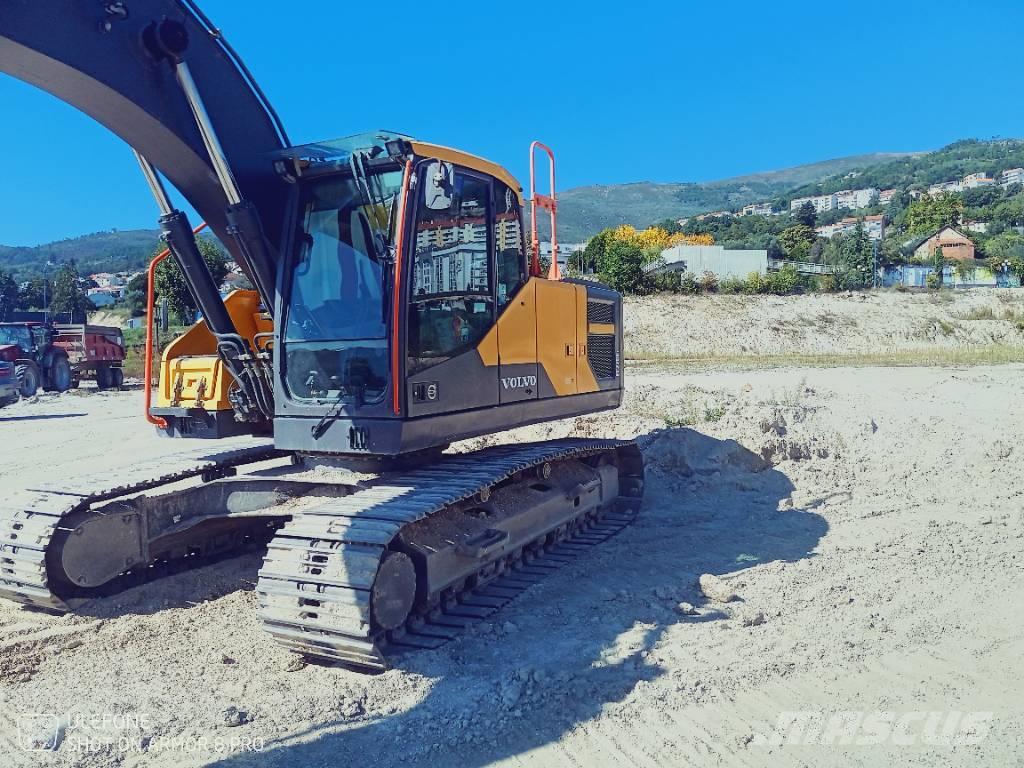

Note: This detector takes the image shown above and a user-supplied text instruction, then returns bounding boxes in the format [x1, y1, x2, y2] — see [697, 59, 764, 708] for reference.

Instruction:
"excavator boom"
[0, 0, 288, 287]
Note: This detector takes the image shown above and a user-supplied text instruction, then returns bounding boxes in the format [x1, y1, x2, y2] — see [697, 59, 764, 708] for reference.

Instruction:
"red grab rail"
[144, 222, 207, 428]
[529, 141, 560, 280]
[391, 159, 413, 415]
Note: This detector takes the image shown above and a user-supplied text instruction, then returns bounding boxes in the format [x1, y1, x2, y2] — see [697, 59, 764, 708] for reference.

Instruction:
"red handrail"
[144, 222, 207, 427]
[391, 160, 413, 415]
[529, 141, 559, 280]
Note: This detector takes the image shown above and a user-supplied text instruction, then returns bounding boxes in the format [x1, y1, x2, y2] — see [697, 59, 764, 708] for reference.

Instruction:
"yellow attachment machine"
[156, 289, 272, 433]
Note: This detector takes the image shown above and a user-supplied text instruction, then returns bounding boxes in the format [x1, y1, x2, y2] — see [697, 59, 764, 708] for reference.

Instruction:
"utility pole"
[872, 239, 878, 289]
[40, 259, 56, 322]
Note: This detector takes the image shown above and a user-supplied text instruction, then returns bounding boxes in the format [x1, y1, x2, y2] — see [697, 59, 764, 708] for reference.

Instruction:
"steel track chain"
[256, 439, 644, 671]
[0, 442, 282, 610]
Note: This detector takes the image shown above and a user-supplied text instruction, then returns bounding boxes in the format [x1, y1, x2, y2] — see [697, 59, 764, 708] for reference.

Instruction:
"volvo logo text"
[501, 376, 537, 390]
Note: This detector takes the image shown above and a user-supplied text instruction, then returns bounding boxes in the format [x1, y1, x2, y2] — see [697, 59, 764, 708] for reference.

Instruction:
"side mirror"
[424, 161, 454, 211]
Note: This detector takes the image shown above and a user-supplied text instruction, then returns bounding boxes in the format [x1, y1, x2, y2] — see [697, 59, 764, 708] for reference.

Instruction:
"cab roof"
[275, 131, 523, 203]
[408, 140, 523, 201]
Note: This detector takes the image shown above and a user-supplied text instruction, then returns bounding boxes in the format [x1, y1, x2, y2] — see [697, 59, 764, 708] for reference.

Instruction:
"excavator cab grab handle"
[529, 141, 560, 280]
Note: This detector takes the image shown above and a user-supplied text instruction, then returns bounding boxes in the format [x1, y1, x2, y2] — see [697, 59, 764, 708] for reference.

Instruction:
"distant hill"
[0, 229, 161, 280]
[7, 141, 1024, 276]
[553, 152, 923, 241]
[784, 139, 1024, 199]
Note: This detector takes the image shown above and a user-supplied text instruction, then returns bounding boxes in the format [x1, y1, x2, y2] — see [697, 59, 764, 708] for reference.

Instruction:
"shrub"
[926, 272, 941, 289]
[765, 264, 801, 295]
[599, 240, 650, 294]
[679, 271, 700, 295]
[650, 271, 680, 293]
[719, 276, 745, 294]
[743, 272, 767, 294]
[698, 271, 719, 293]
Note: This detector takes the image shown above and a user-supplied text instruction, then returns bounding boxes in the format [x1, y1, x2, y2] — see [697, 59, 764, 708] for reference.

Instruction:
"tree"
[765, 264, 801, 294]
[153, 237, 229, 323]
[984, 232, 1024, 262]
[581, 229, 613, 274]
[953, 259, 974, 286]
[778, 224, 816, 261]
[598, 240, 649, 295]
[824, 226, 873, 289]
[0, 269, 18, 320]
[123, 272, 149, 317]
[932, 246, 947, 288]
[652, 218, 683, 235]
[794, 201, 817, 228]
[845, 223, 872, 281]
[906, 193, 964, 235]
[49, 261, 94, 320]
[1008, 256, 1024, 282]
[17, 276, 51, 311]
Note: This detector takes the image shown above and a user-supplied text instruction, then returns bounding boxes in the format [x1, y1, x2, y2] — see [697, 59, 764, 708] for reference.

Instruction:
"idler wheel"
[370, 552, 416, 631]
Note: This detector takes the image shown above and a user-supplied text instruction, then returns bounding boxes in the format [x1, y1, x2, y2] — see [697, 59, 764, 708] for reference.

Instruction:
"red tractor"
[0, 360, 17, 407]
[0, 322, 125, 397]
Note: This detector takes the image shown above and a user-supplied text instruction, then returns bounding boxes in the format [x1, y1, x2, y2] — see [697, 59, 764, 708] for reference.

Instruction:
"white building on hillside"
[791, 194, 837, 213]
[1001, 168, 1024, 187]
[740, 202, 773, 217]
[963, 172, 995, 189]
[928, 180, 963, 195]
[792, 188, 877, 214]
[815, 214, 885, 241]
[835, 188, 879, 209]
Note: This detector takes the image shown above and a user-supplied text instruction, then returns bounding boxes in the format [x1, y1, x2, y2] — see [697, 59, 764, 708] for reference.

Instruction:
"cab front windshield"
[284, 169, 403, 405]
[0, 326, 32, 350]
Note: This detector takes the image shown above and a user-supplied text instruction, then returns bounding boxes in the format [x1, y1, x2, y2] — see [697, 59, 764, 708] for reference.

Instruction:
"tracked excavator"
[0, 1, 644, 670]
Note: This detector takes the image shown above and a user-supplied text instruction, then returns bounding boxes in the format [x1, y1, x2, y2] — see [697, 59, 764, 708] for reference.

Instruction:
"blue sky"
[2, 0, 1023, 246]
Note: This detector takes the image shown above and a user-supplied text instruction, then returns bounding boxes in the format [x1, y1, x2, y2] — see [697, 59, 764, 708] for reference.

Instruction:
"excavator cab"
[265, 134, 624, 455]
[147, 130, 624, 455]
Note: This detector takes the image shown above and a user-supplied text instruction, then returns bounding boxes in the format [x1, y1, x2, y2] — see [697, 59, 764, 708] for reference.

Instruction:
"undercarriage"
[0, 440, 643, 671]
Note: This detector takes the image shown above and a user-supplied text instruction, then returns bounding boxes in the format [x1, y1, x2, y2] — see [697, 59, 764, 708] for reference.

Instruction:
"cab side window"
[408, 168, 494, 373]
[494, 182, 525, 308]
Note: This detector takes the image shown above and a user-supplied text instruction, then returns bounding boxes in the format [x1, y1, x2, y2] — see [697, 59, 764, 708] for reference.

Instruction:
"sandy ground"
[0, 356, 1021, 767]
[625, 288, 1024, 358]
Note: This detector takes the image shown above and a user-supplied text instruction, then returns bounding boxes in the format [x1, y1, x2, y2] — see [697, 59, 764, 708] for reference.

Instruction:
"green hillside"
[5, 140, 1024, 277]
[783, 139, 1024, 200]
[0, 229, 161, 280]
[552, 152, 921, 241]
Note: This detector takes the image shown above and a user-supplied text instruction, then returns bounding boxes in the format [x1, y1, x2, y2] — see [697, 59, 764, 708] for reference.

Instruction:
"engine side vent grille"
[587, 300, 614, 325]
[587, 334, 617, 380]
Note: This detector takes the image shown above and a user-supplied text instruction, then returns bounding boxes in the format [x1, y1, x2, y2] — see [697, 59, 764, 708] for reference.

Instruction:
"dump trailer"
[0, 2, 644, 671]
[52, 324, 126, 389]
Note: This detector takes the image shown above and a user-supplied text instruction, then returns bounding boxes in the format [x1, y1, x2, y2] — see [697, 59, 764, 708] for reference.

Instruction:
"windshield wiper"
[310, 388, 362, 439]
[349, 150, 399, 323]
